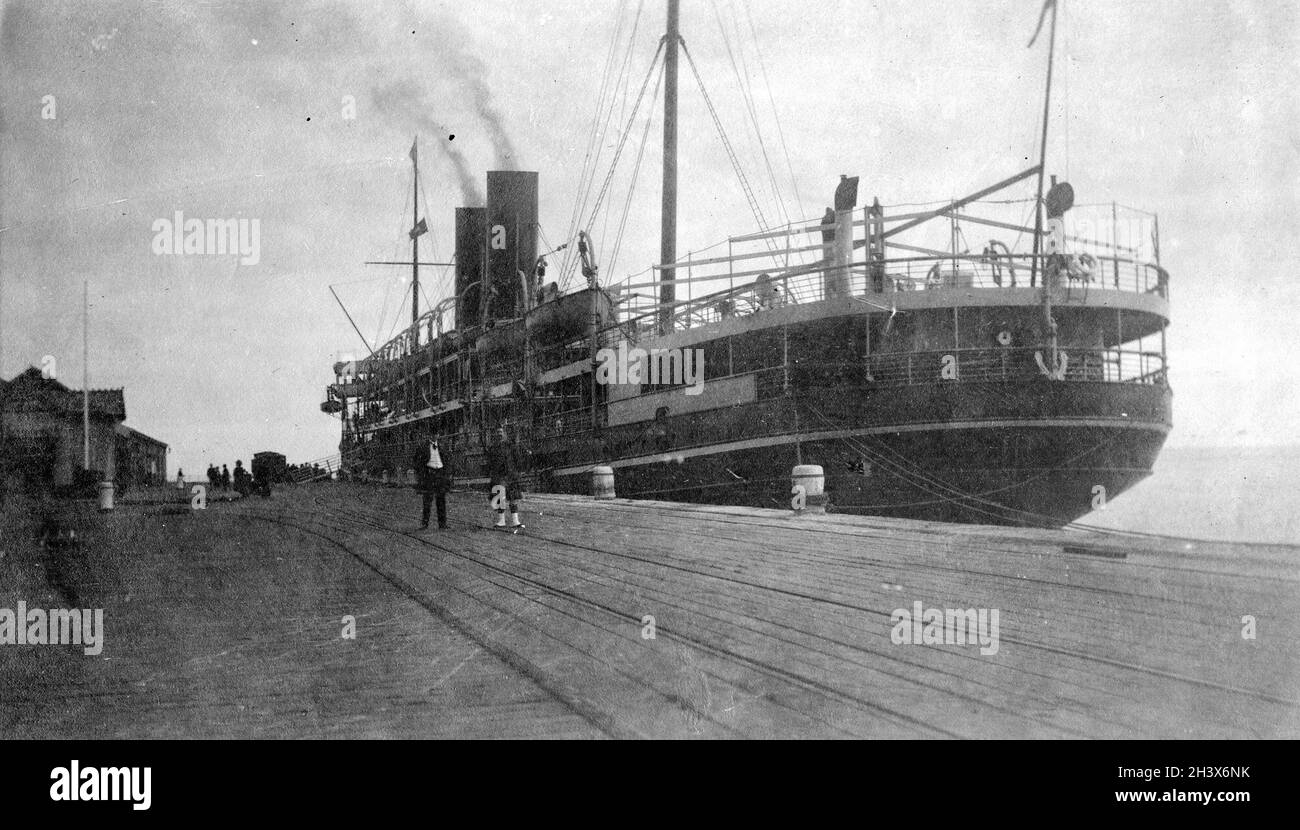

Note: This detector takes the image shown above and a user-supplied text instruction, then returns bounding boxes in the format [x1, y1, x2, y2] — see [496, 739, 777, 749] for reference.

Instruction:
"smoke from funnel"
[433, 132, 482, 206]
[370, 79, 484, 205]
[443, 46, 518, 170]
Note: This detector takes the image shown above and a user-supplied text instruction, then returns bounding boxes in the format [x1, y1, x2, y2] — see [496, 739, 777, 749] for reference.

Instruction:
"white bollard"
[791, 464, 827, 515]
[592, 466, 616, 500]
[98, 481, 115, 512]
[381, 469, 390, 485]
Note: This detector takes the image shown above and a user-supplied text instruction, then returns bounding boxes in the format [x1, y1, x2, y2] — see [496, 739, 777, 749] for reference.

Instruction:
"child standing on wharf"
[486, 427, 525, 529]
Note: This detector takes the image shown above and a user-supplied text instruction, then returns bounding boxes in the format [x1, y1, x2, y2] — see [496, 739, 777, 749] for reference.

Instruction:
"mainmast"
[82, 279, 89, 469]
[411, 137, 420, 326]
[658, 0, 680, 335]
[1029, 0, 1060, 364]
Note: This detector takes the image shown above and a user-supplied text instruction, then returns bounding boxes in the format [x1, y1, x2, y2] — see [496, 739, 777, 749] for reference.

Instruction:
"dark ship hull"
[543, 413, 1169, 526]
[534, 359, 1171, 526]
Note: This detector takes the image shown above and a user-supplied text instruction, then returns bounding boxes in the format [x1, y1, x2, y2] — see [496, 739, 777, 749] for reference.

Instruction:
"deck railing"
[609, 251, 1168, 340]
[574, 345, 1166, 413]
[861, 346, 1165, 388]
[610, 198, 1168, 335]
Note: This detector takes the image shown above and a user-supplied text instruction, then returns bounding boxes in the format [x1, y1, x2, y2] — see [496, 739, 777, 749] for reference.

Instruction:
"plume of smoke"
[442, 45, 518, 170]
[370, 79, 484, 205]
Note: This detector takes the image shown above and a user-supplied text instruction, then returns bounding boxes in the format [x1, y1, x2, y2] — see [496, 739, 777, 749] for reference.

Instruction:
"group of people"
[412, 428, 525, 531]
[204, 461, 252, 495]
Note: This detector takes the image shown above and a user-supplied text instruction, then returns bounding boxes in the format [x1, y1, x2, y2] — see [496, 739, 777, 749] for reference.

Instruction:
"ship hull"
[544, 424, 1165, 526]
[538, 380, 1172, 528]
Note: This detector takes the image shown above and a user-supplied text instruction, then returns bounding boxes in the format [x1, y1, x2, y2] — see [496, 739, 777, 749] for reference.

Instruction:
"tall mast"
[1029, 0, 1058, 289]
[658, 0, 680, 335]
[82, 279, 90, 469]
[411, 136, 420, 327]
[1029, 0, 1059, 365]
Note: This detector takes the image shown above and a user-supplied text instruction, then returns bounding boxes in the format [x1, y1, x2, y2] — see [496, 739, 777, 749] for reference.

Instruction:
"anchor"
[1035, 349, 1069, 380]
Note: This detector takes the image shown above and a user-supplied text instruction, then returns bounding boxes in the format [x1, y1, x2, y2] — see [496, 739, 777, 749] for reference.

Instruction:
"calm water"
[1080, 445, 1300, 545]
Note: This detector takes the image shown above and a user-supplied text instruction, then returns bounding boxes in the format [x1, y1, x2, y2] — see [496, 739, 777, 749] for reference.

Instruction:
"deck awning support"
[871, 165, 1042, 244]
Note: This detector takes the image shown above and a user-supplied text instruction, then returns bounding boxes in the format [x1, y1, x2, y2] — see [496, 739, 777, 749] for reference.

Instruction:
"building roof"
[114, 423, 168, 450]
[0, 366, 126, 419]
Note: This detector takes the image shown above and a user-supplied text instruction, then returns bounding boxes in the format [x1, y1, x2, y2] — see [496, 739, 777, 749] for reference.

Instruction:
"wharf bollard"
[97, 481, 115, 512]
[381, 469, 389, 485]
[592, 465, 616, 500]
[791, 464, 827, 515]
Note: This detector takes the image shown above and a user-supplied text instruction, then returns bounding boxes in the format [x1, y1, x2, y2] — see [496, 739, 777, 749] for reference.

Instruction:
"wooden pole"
[1030, 0, 1059, 289]
[659, 0, 680, 335]
[412, 136, 420, 327]
[1031, 0, 1060, 366]
[1111, 200, 1120, 288]
[82, 279, 90, 470]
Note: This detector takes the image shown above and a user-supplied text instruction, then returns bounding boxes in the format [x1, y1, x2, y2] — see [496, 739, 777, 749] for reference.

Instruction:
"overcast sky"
[1, 0, 1296, 474]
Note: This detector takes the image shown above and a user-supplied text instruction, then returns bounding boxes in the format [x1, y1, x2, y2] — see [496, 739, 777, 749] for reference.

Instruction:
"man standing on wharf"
[414, 434, 452, 529]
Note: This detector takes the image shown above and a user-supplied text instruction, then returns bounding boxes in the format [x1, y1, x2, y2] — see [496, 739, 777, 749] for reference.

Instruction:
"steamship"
[320, 2, 1171, 528]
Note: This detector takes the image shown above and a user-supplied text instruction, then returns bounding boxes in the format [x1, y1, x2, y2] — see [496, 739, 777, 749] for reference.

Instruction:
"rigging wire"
[733, 6, 792, 232]
[560, 1, 645, 286]
[561, 9, 642, 287]
[415, 163, 458, 309]
[712, 0, 791, 231]
[577, 40, 667, 276]
[680, 41, 778, 252]
[743, 3, 803, 214]
[582, 34, 662, 233]
[557, 1, 627, 284]
[371, 170, 415, 347]
[599, 14, 645, 266]
[608, 64, 664, 278]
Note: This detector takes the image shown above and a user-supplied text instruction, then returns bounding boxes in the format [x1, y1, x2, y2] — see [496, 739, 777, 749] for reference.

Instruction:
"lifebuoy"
[996, 329, 1013, 347]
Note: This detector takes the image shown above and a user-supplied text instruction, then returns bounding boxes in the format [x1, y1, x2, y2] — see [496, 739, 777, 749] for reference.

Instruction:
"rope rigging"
[567, 38, 666, 289]
[608, 63, 665, 279]
[742, 3, 802, 215]
[560, 0, 647, 288]
[680, 41, 780, 255]
[562, 1, 810, 292]
[711, 0, 792, 233]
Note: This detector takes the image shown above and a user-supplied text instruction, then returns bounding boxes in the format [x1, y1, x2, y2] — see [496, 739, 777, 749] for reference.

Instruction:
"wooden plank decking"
[228, 483, 1300, 739]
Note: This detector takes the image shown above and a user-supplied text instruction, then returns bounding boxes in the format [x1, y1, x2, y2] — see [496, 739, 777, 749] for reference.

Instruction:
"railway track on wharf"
[224, 484, 1300, 739]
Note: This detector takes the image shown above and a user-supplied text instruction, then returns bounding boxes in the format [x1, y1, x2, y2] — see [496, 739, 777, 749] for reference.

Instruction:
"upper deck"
[608, 193, 1169, 342]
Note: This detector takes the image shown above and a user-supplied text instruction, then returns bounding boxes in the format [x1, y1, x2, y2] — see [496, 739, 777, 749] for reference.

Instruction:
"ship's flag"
[410, 139, 418, 163]
[409, 217, 428, 239]
[1028, 0, 1056, 48]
